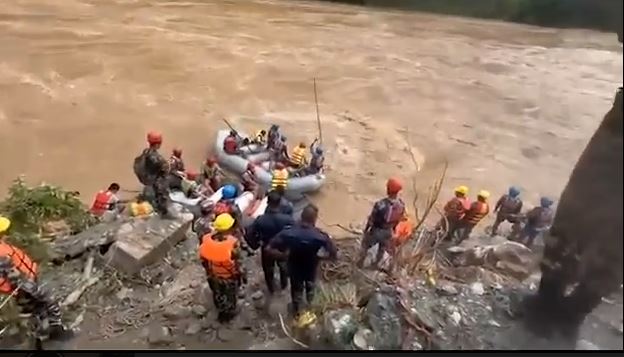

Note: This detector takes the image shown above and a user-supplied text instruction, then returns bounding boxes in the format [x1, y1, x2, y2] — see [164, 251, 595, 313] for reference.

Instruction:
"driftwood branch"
[278, 313, 309, 349]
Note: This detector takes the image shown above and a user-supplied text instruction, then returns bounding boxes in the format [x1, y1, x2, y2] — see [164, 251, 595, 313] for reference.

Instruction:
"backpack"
[133, 149, 153, 186]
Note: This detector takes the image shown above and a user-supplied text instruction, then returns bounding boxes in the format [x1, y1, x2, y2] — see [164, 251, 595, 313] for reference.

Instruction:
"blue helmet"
[222, 184, 237, 199]
[508, 186, 520, 198]
[540, 196, 554, 208]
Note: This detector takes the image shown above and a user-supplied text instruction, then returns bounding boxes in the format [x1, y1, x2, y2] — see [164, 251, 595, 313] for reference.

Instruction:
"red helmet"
[275, 162, 285, 170]
[186, 170, 198, 180]
[206, 157, 217, 166]
[386, 177, 403, 195]
[147, 131, 162, 145]
[172, 148, 182, 157]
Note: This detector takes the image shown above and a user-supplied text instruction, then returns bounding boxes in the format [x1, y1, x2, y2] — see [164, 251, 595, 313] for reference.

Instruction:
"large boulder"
[365, 291, 403, 350]
[323, 308, 359, 350]
[448, 240, 535, 280]
[104, 213, 193, 275]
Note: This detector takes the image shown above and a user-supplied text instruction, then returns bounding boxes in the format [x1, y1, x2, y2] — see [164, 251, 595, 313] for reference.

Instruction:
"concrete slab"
[104, 213, 193, 275]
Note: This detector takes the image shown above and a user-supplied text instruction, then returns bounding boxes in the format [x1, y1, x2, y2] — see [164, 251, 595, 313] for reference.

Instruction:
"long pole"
[313, 78, 323, 146]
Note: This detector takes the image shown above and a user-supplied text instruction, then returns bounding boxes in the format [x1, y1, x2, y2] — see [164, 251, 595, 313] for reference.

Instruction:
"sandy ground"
[0, 0, 621, 236]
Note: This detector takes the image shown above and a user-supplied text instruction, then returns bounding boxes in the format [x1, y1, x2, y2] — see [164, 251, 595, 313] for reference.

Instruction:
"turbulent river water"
[0, 0, 621, 231]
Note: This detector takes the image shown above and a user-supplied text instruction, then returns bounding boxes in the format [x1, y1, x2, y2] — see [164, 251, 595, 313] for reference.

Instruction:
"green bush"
[0, 177, 95, 262]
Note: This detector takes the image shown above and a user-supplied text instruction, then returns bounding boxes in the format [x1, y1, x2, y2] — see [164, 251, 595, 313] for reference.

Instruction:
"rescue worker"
[356, 178, 406, 269]
[266, 204, 337, 316]
[193, 202, 215, 244]
[245, 191, 295, 296]
[223, 130, 240, 155]
[270, 136, 289, 166]
[306, 139, 325, 175]
[491, 186, 523, 236]
[240, 163, 258, 194]
[128, 194, 154, 218]
[289, 142, 308, 169]
[144, 131, 171, 217]
[270, 163, 289, 192]
[267, 124, 281, 150]
[253, 129, 268, 146]
[438, 186, 470, 241]
[0, 216, 73, 346]
[167, 148, 185, 190]
[518, 197, 555, 248]
[181, 170, 201, 198]
[214, 184, 242, 227]
[199, 213, 246, 323]
[90, 183, 122, 217]
[455, 190, 490, 244]
[200, 157, 224, 193]
[274, 185, 294, 216]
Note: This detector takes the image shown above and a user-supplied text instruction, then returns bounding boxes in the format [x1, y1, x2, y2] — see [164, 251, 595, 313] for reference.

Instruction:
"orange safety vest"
[290, 147, 307, 167]
[0, 242, 38, 294]
[199, 235, 239, 279]
[464, 201, 489, 225]
[271, 168, 289, 190]
[90, 190, 113, 216]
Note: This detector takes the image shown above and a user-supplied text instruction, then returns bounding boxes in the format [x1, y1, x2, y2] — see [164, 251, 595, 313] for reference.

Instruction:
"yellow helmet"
[454, 185, 469, 195]
[0, 216, 11, 233]
[478, 190, 490, 199]
[213, 213, 235, 232]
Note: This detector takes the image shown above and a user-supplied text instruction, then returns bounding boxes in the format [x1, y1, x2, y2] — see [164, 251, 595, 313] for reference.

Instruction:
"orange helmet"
[386, 177, 403, 195]
[206, 157, 217, 166]
[147, 131, 162, 145]
[186, 170, 198, 180]
[172, 148, 182, 158]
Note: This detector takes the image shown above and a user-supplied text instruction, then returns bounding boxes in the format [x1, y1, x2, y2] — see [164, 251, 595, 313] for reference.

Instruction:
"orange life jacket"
[199, 234, 239, 279]
[0, 242, 38, 294]
[90, 190, 113, 216]
[463, 201, 489, 225]
[392, 219, 414, 246]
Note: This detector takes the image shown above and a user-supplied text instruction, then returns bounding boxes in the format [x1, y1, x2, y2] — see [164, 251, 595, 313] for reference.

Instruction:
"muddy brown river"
[0, 0, 621, 232]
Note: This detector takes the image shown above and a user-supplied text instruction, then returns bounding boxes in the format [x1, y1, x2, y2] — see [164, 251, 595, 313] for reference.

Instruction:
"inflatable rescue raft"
[214, 129, 326, 200]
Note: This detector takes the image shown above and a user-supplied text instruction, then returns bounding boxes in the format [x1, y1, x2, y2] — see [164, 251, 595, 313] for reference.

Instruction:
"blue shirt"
[270, 223, 337, 267]
[245, 210, 294, 250]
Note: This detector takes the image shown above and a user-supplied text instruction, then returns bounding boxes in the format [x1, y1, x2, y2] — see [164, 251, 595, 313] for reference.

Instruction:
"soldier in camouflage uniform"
[199, 213, 247, 323]
[0, 217, 72, 348]
[145, 132, 171, 217]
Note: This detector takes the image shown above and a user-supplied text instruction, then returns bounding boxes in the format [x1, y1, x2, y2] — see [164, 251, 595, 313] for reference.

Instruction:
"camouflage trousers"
[208, 277, 239, 323]
[13, 280, 63, 340]
[151, 176, 170, 216]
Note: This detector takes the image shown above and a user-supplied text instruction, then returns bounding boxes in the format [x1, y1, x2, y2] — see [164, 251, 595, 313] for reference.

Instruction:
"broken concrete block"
[104, 215, 192, 275]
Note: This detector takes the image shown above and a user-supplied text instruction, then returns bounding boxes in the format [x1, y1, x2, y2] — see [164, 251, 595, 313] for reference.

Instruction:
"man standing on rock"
[0, 216, 74, 348]
[199, 213, 246, 323]
[134, 131, 171, 218]
[455, 190, 490, 244]
[245, 191, 294, 297]
[266, 204, 337, 316]
[356, 178, 406, 269]
[438, 186, 470, 241]
[491, 186, 523, 236]
[518, 197, 554, 248]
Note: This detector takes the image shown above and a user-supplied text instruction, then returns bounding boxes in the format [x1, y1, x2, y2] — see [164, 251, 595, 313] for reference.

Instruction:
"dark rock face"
[535, 88, 622, 333]
[366, 291, 403, 349]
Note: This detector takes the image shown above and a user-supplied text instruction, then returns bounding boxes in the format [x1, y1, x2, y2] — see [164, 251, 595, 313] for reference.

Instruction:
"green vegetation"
[323, 0, 623, 33]
[0, 177, 94, 262]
